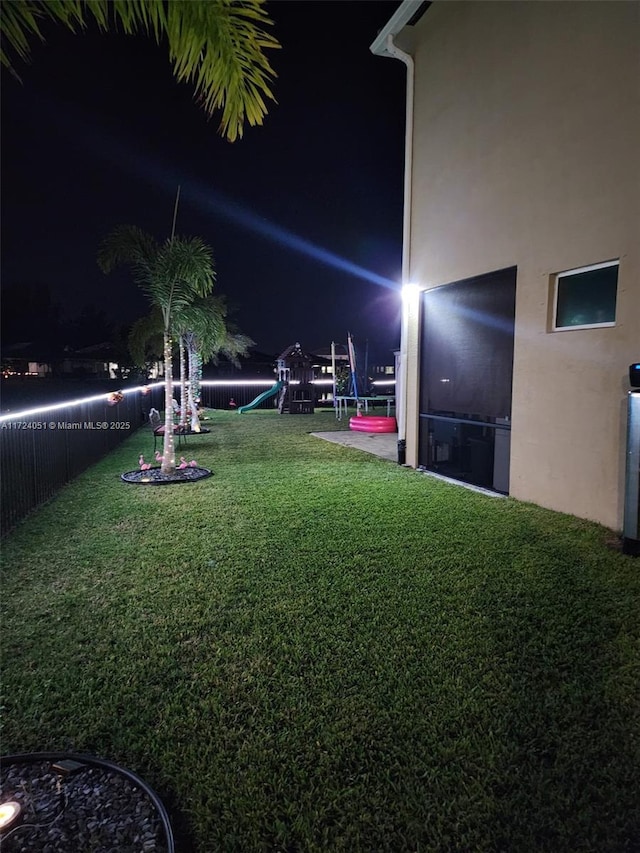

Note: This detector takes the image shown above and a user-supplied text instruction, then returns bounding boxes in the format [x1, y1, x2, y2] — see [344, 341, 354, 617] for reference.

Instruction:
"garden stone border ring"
[121, 466, 213, 485]
[0, 752, 175, 851]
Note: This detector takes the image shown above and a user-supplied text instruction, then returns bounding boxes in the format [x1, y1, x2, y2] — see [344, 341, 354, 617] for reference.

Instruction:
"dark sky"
[1, 1, 406, 361]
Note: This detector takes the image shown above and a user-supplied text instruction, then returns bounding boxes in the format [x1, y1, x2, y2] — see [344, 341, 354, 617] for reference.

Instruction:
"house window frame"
[551, 259, 619, 332]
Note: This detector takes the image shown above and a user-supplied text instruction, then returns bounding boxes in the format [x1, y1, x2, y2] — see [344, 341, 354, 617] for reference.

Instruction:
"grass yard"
[1, 409, 639, 852]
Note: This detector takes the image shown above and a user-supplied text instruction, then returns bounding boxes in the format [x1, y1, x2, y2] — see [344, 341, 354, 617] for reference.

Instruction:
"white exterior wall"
[403, 0, 640, 529]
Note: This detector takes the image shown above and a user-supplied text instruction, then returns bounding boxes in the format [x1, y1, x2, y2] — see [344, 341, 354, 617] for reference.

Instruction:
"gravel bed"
[121, 465, 212, 485]
[0, 760, 170, 852]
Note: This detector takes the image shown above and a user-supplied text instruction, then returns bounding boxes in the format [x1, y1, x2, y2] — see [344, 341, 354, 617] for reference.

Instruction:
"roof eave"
[369, 0, 428, 56]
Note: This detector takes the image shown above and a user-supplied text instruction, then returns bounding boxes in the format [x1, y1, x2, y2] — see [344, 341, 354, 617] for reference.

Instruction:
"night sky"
[1, 0, 407, 363]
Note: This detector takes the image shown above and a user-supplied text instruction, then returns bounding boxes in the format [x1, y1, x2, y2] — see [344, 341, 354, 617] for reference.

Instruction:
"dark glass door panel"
[418, 267, 516, 493]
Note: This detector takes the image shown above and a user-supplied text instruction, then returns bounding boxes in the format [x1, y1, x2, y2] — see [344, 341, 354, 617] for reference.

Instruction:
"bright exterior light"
[402, 282, 420, 303]
[0, 801, 22, 832]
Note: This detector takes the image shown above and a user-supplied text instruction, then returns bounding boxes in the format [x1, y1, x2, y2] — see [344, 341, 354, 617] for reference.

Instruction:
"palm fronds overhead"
[1, 0, 279, 141]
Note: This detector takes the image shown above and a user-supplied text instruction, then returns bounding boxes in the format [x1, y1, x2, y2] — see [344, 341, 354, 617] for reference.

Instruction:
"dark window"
[554, 261, 618, 330]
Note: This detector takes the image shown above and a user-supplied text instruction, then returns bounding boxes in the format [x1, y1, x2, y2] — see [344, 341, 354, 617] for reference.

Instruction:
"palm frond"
[171, 294, 225, 359]
[154, 236, 216, 315]
[99, 226, 216, 334]
[97, 224, 158, 276]
[0, 1, 93, 72]
[128, 307, 163, 367]
[1, 0, 279, 141]
[211, 328, 255, 368]
[163, 0, 279, 141]
[203, 299, 255, 367]
[171, 292, 253, 368]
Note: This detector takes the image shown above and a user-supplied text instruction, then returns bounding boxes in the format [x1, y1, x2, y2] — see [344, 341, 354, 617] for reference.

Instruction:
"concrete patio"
[311, 429, 399, 463]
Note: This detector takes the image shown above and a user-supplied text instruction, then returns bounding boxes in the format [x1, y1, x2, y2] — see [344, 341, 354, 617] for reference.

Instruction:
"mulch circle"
[0, 757, 173, 852]
[121, 466, 213, 485]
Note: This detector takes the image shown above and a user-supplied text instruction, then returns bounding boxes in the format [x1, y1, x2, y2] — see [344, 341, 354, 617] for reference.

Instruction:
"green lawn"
[2, 410, 639, 852]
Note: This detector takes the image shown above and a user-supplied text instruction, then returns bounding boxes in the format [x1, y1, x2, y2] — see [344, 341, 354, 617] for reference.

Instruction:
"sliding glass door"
[418, 267, 516, 492]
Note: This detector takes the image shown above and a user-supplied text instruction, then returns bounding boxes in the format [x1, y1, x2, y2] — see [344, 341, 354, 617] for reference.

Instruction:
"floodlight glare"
[402, 283, 420, 303]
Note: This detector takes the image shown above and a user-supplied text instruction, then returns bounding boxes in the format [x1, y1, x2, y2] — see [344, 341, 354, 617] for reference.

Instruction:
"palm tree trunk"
[187, 340, 201, 432]
[193, 350, 203, 405]
[179, 335, 188, 430]
[162, 331, 176, 475]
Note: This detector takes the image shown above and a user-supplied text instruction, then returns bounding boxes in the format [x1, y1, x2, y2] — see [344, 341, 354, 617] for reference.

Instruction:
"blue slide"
[237, 380, 284, 413]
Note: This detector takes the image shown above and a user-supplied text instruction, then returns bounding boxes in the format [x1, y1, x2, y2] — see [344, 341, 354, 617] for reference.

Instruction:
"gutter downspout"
[383, 34, 415, 461]
[384, 34, 414, 285]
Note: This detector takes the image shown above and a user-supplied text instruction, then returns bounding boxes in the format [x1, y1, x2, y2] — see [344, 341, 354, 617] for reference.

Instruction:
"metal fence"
[0, 379, 322, 537]
[198, 379, 280, 410]
[1, 386, 160, 537]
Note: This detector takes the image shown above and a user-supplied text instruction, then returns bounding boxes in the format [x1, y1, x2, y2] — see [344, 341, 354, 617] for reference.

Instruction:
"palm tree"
[127, 306, 194, 428]
[172, 296, 225, 431]
[98, 225, 215, 474]
[1, 0, 279, 141]
[177, 295, 254, 431]
[127, 295, 254, 432]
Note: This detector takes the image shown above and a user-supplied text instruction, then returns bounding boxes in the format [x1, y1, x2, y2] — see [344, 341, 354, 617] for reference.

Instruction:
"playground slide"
[237, 381, 284, 413]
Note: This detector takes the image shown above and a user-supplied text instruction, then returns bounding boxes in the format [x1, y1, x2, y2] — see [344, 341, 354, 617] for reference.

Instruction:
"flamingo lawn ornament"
[155, 450, 164, 463]
[139, 455, 152, 470]
[177, 456, 197, 469]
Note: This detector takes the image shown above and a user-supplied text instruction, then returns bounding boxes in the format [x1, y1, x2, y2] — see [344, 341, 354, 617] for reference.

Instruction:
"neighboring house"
[312, 343, 350, 372]
[1, 343, 55, 377]
[312, 344, 396, 380]
[1, 341, 162, 381]
[60, 343, 112, 378]
[65, 342, 164, 380]
[312, 344, 396, 398]
[372, 1, 639, 530]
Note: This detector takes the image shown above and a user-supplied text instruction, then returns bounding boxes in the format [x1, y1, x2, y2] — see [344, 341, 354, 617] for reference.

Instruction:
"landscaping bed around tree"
[0, 755, 172, 852]
[1, 410, 639, 852]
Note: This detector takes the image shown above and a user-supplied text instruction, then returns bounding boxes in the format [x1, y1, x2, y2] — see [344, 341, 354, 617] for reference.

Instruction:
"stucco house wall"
[398, 0, 639, 530]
